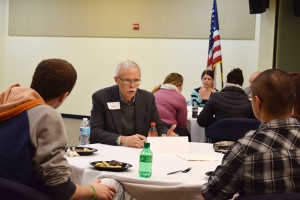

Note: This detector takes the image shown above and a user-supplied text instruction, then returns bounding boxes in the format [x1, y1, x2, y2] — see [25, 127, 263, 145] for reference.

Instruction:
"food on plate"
[95, 161, 122, 168]
[66, 148, 80, 157]
[213, 141, 234, 151]
[75, 148, 92, 152]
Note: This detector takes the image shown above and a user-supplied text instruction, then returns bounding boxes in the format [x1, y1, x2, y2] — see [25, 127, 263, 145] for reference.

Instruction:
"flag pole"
[220, 63, 224, 88]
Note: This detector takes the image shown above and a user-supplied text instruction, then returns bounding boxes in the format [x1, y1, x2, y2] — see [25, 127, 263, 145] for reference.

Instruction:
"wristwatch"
[116, 136, 122, 146]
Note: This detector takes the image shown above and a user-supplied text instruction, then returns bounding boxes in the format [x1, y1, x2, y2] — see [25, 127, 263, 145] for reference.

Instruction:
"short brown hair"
[30, 59, 77, 101]
[251, 69, 294, 115]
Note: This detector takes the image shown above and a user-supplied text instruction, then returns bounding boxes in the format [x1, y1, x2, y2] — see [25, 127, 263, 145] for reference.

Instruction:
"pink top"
[154, 88, 187, 129]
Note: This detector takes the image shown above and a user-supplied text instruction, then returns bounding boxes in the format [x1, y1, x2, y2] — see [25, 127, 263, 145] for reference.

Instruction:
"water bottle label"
[80, 127, 90, 135]
[192, 102, 198, 118]
[148, 131, 158, 137]
[80, 127, 90, 145]
[140, 155, 152, 163]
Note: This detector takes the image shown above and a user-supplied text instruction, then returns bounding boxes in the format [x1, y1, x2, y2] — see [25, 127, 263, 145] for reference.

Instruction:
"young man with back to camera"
[0, 58, 123, 200]
[200, 69, 300, 200]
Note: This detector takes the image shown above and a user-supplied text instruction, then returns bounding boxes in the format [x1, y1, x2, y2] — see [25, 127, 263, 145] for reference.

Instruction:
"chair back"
[0, 177, 52, 200]
[237, 192, 300, 200]
[205, 118, 260, 142]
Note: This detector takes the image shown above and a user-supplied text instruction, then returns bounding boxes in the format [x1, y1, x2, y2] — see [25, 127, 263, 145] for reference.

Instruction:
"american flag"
[207, 0, 222, 71]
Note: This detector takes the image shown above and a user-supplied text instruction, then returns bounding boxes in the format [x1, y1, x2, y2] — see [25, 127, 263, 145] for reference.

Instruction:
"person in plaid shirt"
[200, 69, 300, 200]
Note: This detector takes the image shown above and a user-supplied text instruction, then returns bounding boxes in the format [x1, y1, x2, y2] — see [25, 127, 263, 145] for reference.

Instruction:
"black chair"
[0, 177, 52, 200]
[237, 192, 300, 200]
[205, 118, 260, 142]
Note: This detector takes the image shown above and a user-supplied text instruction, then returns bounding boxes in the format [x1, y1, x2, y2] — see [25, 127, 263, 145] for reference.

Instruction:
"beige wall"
[0, 0, 6, 90]
[9, 0, 255, 40]
[63, 118, 82, 146]
[1, 0, 276, 116]
[258, 0, 276, 71]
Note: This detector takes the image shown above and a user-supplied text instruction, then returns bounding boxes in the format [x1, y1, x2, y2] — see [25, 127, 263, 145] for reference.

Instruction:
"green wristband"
[89, 184, 96, 200]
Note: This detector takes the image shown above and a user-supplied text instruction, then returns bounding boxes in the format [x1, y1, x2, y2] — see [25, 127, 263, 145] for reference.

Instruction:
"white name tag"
[107, 102, 120, 110]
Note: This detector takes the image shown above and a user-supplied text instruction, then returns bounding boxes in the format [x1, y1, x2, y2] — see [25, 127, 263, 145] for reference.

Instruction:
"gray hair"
[115, 60, 140, 76]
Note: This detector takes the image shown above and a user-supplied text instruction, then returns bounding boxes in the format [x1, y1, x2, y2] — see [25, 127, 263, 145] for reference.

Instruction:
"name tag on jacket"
[107, 102, 120, 110]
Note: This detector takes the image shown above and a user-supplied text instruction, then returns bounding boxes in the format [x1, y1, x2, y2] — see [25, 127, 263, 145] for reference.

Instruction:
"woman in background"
[191, 69, 217, 107]
[197, 68, 255, 127]
[152, 73, 190, 141]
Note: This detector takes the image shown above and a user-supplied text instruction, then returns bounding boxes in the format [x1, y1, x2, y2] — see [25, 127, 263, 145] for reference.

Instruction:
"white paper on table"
[177, 153, 220, 161]
[146, 137, 189, 153]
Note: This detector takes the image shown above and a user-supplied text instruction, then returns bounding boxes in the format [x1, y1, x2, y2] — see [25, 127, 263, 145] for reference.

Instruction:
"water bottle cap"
[144, 142, 150, 148]
[150, 122, 156, 127]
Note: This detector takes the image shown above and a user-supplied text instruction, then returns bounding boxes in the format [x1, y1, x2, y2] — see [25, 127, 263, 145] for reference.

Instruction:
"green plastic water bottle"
[139, 142, 153, 178]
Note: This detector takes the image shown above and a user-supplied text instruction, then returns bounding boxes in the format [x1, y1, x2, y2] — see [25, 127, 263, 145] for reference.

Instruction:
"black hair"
[227, 68, 244, 86]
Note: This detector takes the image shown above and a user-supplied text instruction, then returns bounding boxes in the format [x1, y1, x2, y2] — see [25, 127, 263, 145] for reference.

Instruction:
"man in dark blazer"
[90, 60, 177, 148]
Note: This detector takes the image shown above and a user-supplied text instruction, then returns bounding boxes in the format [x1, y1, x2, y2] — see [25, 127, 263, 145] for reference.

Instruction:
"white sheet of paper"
[177, 153, 220, 161]
[146, 137, 189, 153]
[107, 102, 120, 110]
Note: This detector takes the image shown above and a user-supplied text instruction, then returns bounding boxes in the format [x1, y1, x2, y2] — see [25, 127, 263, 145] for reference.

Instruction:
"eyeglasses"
[117, 77, 141, 85]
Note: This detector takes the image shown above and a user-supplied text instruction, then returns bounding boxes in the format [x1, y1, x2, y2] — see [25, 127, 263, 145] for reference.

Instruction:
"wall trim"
[61, 113, 89, 120]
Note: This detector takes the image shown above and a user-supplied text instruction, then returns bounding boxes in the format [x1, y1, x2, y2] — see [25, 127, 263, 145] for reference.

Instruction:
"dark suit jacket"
[90, 85, 168, 145]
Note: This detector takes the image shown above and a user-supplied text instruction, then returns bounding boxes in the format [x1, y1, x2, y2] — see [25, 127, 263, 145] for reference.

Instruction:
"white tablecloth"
[66, 143, 223, 200]
[187, 107, 207, 143]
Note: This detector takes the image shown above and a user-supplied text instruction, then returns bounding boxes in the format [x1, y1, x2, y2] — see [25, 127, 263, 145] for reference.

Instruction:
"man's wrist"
[88, 185, 96, 200]
[116, 136, 122, 145]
